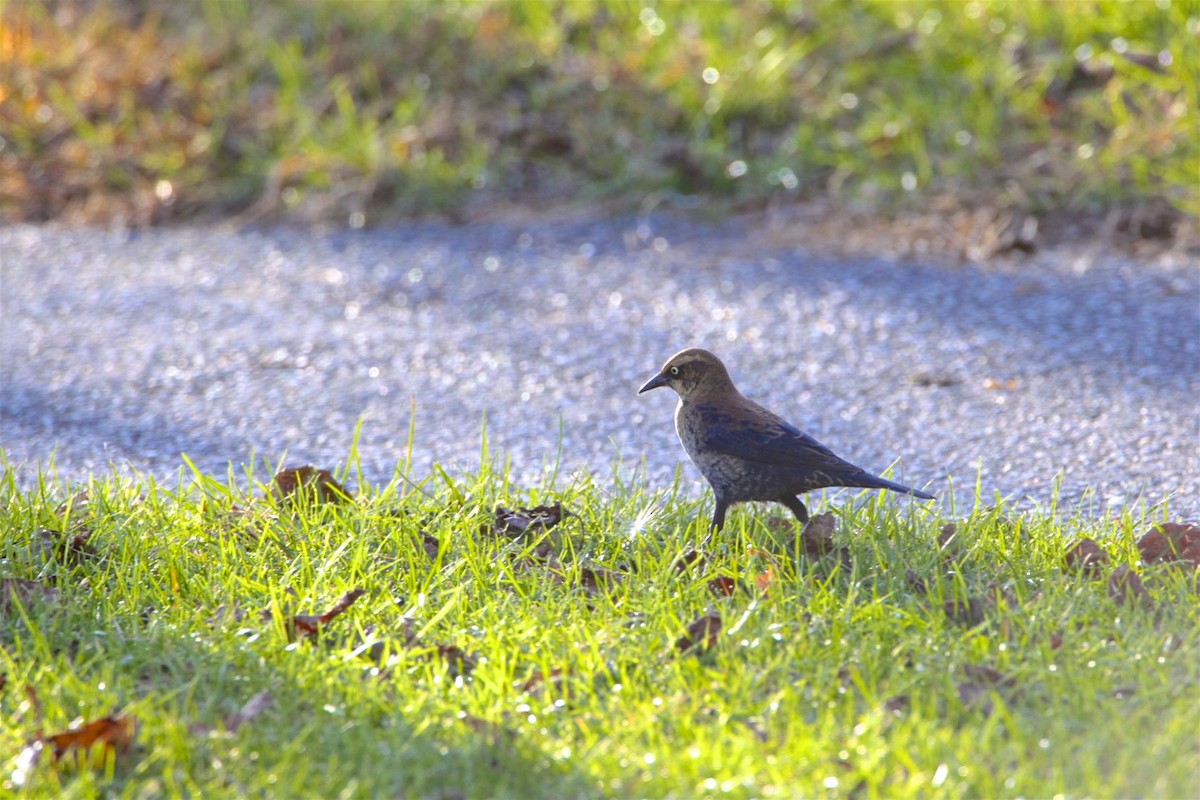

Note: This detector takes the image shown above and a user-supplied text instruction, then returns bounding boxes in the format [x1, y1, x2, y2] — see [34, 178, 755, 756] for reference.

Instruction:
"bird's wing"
[695, 401, 858, 473]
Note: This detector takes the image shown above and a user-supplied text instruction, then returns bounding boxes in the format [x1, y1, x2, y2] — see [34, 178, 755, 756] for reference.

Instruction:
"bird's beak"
[638, 372, 669, 394]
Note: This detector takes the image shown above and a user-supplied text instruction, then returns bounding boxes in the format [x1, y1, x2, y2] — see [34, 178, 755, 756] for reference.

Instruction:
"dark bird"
[639, 348, 933, 532]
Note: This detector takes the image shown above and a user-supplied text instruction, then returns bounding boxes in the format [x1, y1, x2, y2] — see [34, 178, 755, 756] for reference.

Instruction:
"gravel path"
[2, 215, 1197, 519]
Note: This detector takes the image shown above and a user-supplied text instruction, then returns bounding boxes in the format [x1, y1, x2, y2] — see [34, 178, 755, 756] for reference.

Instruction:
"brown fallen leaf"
[1137, 523, 1200, 569]
[19, 714, 138, 775]
[577, 565, 622, 595]
[676, 613, 722, 654]
[270, 466, 351, 505]
[225, 691, 273, 733]
[708, 576, 738, 597]
[25, 684, 42, 718]
[420, 532, 441, 560]
[937, 523, 967, 562]
[798, 513, 837, 557]
[1064, 538, 1109, 577]
[673, 549, 709, 572]
[1108, 566, 1151, 606]
[430, 644, 477, 677]
[754, 568, 776, 594]
[290, 588, 367, 638]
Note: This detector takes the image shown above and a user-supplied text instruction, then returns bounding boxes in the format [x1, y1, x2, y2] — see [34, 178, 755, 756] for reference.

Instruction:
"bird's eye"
[669, 366, 680, 376]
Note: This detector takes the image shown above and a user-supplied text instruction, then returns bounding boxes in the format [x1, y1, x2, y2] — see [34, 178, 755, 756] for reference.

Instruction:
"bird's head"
[638, 348, 735, 401]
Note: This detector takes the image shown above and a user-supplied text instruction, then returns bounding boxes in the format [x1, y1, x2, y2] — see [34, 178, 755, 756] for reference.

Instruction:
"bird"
[639, 348, 933, 532]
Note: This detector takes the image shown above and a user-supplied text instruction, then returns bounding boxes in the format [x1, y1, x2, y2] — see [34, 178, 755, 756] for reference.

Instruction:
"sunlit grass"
[1, 0, 1195, 225]
[1, 436, 1196, 798]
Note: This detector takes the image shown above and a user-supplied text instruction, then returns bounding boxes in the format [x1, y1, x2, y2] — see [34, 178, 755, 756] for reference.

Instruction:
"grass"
[1, 0, 1196, 225]
[1, 440, 1197, 798]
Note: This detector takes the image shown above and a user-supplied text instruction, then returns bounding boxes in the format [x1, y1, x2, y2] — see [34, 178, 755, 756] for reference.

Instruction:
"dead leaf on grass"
[937, 523, 966, 562]
[754, 568, 776, 593]
[1108, 566, 1151, 606]
[14, 713, 138, 786]
[1137, 523, 1200, 569]
[577, 565, 622, 594]
[270, 466, 352, 505]
[673, 549, 709, 572]
[420, 532, 441, 560]
[676, 613, 722, 654]
[1064, 537, 1109, 576]
[798, 513, 837, 557]
[289, 588, 367, 638]
[708, 576, 738, 597]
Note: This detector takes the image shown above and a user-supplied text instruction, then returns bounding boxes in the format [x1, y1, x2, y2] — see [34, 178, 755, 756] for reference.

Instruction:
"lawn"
[2, 0, 1196, 225]
[2, 448, 1197, 798]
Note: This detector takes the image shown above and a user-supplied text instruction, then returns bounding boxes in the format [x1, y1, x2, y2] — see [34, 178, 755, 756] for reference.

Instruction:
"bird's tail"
[855, 473, 934, 500]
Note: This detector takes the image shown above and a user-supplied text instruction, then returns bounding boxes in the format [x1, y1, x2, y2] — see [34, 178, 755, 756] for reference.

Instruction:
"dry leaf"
[1108, 566, 1150, 606]
[754, 568, 776, 593]
[577, 565, 622, 594]
[14, 713, 138, 786]
[708, 576, 738, 597]
[270, 466, 351, 505]
[1137, 523, 1200, 569]
[290, 588, 367, 638]
[1064, 538, 1109, 576]
[676, 613, 722, 654]
[420, 532, 441, 560]
[431, 644, 477, 677]
[937, 523, 967, 562]
[673, 550, 709, 572]
[799, 513, 837, 557]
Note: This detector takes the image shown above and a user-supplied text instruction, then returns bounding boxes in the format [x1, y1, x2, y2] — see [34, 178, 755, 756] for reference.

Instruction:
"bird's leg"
[698, 500, 728, 549]
[779, 495, 810, 526]
[709, 499, 728, 533]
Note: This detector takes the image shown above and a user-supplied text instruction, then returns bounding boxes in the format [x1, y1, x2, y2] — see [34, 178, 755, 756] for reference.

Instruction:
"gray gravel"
[2, 215, 1197, 519]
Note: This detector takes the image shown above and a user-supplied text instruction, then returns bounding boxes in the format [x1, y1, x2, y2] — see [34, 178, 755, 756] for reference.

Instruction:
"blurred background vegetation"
[2, 0, 1196, 229]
